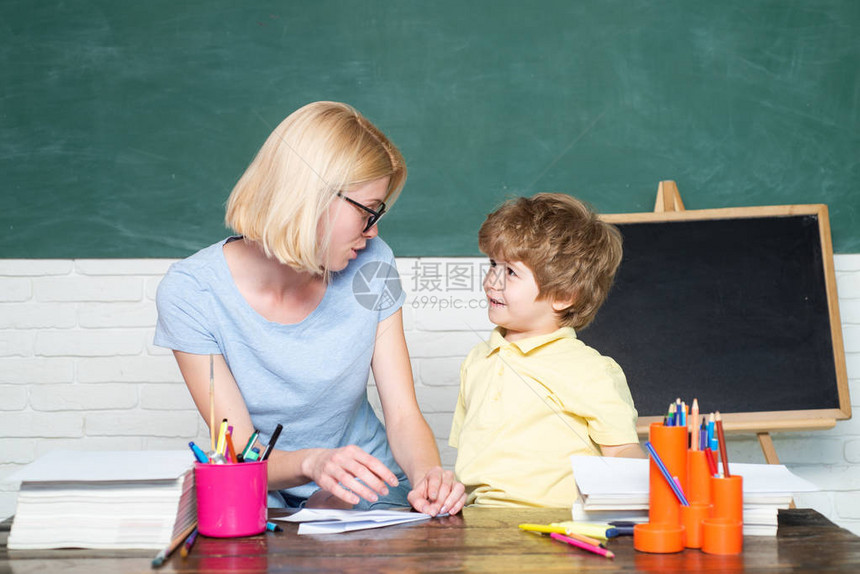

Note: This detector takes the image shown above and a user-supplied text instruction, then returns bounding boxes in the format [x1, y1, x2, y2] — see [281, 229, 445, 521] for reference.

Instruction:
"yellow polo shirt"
[449, 327, 638, 508]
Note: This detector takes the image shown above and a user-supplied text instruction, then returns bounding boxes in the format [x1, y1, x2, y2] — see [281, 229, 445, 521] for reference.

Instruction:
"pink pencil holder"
[195, 461, 268, 537]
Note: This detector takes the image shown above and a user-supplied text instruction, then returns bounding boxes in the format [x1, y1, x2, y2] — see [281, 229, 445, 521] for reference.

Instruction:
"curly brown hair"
[478, 193, 622, 330]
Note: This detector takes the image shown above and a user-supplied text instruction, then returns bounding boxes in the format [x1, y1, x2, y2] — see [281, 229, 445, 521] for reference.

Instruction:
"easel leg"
[757, 432, 780, 464]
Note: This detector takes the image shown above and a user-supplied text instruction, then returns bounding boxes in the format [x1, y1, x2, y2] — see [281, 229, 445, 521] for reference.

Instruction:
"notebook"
[570, 456, 817, 536]
[5, 450, 197, 550]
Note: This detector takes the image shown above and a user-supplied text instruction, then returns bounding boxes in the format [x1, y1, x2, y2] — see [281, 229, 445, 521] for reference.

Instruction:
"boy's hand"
[600, 442, 647, 458]
[407, 467, 466, 516]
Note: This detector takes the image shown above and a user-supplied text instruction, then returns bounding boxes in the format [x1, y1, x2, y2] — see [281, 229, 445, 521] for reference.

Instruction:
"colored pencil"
[550, 532, 614, 559]
[644, 441, 689, 506]
[225, 428, 239, 463]
[708, 413, 717, 450]
[179, 527, 198, 558]
[551, 521, 618, 541]
[705, 447, 719, 476]
[715, 411, 730, 477]
[152, 522, 197, 568]
[216, 418, 228, 456]
[690, 399, 699, 451]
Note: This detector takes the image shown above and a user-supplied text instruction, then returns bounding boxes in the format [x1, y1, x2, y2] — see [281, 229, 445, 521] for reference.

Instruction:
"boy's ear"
[551, 295, 576, 312]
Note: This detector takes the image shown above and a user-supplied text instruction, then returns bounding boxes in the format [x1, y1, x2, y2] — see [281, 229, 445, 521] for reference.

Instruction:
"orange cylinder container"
[687, 449, 712, 505]
[703, 475, 744, 555]
[702, 518, 744, 555]
[634, 422, 689, 554]
[711, 475, 743, 522]
[682, 503, 711, 549]
[647, 423, 688, 525]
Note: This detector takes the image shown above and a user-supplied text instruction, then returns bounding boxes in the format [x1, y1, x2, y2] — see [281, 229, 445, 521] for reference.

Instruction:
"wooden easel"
[653, 181, 782, 465]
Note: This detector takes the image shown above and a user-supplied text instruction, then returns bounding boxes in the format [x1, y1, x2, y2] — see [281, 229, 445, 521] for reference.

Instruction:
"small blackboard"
[579, 204, 850, 434]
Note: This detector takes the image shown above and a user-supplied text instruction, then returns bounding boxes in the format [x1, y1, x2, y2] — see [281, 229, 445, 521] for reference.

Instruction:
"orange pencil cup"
[195, 461, 268, 538]
[682, 503, 711, 548]
[710, 474, 743, 522]
[702, 474, 743, 554]
[646, 423, 688, 525]
[702, 518, 743, 555]
[633, 422, 688, 554]
[687, 450, 711, 504]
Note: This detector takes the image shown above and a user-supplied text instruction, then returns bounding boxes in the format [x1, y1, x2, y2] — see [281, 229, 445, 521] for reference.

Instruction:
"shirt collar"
[485, 326, 577, 356]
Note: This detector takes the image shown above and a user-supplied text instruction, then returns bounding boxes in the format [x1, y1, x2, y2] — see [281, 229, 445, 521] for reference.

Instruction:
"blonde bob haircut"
[225, 101, 407, 273]
[478, 193, 622, 331]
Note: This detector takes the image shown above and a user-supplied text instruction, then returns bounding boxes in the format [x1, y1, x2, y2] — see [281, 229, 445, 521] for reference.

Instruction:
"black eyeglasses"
[336, 192, 387, 233]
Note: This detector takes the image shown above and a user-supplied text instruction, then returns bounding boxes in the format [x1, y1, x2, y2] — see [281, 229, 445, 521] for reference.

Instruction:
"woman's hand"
[407, 466, 466, 516]
[301, 445, 400, 506]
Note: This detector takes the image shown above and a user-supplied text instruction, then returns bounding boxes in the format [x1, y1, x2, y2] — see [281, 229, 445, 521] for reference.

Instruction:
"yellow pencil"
[215, 418, 228, 456]
[551, 521, 612, 541]
[518, 524, 604, 546]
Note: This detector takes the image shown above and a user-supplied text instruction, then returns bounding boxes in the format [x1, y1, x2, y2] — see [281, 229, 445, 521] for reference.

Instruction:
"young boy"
[449, 193, 645, 508]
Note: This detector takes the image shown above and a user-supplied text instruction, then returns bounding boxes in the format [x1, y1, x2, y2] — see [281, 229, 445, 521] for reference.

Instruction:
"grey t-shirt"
[154, 236, 407, 506]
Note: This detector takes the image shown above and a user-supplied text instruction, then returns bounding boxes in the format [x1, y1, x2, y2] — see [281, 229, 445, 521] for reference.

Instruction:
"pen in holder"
[195, 460, 268, 538]
[633, 422, 687, 553]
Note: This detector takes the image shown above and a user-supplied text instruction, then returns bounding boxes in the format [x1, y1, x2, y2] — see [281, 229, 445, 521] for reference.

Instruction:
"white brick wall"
[1, 255, 859, 536]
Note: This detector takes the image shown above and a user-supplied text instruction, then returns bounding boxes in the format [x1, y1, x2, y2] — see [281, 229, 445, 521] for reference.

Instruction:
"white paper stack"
[6, 450, 197, 550]
[570, 456, 817, 536]
[276, 508, 433, 534]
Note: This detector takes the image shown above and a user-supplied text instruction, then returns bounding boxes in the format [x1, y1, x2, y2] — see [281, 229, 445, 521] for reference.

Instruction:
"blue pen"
[707, 414, 717, 450]
[188, 441, 209, 463]
[266, 521, 282, 532]
[644, 441, 690, 506]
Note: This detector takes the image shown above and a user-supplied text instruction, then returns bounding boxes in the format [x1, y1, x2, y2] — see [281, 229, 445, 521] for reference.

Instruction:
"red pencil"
[715, 411, 730, 477]
[705, 447, 719, 476]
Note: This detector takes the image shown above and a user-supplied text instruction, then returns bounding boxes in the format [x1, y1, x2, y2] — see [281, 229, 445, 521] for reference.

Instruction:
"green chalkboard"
[3, 1, 860, 258]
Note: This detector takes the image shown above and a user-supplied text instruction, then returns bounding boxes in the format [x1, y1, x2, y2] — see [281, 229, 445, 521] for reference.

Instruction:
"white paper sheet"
[5, 450, 194, 484]
[570, 455, 819, 497]
[274, 508, 433, 534]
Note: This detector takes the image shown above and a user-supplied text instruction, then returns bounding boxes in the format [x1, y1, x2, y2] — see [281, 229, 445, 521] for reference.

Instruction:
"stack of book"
[6, 450, 197, 550]
[570, 456, 817, 536]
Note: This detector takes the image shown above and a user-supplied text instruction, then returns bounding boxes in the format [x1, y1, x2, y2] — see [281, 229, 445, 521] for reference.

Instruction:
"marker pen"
[188, 441, 209, 463]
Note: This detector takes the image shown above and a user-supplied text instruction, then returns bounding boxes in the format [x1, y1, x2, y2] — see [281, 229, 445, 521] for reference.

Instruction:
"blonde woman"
[155, 101, 465, 515]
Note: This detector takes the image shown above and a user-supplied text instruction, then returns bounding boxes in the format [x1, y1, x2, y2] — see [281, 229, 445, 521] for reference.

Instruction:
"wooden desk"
[3, 508, 859, 573]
